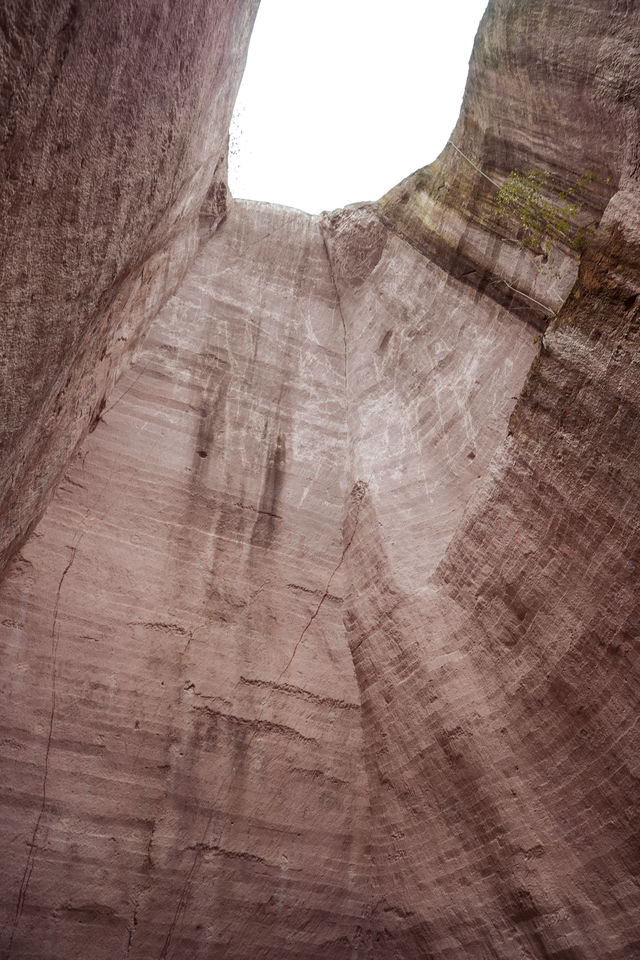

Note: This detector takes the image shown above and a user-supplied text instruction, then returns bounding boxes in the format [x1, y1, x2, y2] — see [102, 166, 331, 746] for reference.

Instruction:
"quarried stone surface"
[0, 203, 370, 959]
[0, 0, 259, 571]
[1, 0, 639, 957]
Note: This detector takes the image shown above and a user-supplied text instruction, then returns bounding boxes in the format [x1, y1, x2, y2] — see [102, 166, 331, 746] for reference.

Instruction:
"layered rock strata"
[0, 202, 373, 960]
[1, 0, 639, 958]
[0, 0, 259, 570]
[328, 200, 640, 958]
[0, 190, 541, 957]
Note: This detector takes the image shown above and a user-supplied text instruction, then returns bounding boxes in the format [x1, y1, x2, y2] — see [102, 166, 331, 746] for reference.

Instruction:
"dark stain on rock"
[57, 901, 117, 925]
[377, 329, 392, 354]
[192, 365, 229, 474]
[88, 395, 106, 432]
[377, 205, 549, 330]
[250, 432, 286, 548]
[507, 887, 539, 924]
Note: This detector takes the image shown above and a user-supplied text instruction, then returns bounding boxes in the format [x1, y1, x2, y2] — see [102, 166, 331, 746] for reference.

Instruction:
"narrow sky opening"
[229, 0, 488, 214]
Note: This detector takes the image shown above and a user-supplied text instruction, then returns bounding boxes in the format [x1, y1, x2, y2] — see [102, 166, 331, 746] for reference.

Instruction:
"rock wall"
[0, 0, 259, 572]
[329, 198, 640, 956]
[328, 2, 640, 953]
[0, 202, 376, 960]
[1, 0, 639, 958]
[380, 0, 633, 322]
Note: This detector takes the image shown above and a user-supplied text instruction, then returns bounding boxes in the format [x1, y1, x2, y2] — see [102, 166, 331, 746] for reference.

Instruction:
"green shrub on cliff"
[496, 168, 597, 259]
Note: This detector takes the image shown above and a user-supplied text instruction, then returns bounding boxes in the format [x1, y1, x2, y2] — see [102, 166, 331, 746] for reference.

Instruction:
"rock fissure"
[320, 225, 349, 383]
[7, 538, 80, 957]
[269, 482, 368, 689]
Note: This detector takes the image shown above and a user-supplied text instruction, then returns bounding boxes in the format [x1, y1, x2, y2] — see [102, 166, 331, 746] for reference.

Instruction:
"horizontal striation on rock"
[0, 203, 370, 959]
[379, 0, 637, 328]
[0, 0, 259, 572]
[328, 0, 640, 952]
[337, 195, 640, 956]
[1, 0, 639, 957]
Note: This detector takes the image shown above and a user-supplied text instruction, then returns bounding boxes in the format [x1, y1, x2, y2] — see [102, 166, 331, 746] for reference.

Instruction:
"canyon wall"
[1, 1, 639, 958]
[0, 202, 372, 959]
[0, 0, 259, 571]
[324, 1, 640, 953]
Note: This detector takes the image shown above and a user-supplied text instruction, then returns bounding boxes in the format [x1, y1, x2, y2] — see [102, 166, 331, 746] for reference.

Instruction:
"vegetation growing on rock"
[496, 167, 598, 260]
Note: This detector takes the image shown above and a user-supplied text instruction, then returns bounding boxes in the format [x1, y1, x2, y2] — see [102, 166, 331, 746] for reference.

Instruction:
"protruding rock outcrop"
[1, 1, 639, 958]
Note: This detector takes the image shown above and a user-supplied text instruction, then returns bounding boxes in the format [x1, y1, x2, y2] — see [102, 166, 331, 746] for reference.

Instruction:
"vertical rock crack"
[6, 540, 80, 957]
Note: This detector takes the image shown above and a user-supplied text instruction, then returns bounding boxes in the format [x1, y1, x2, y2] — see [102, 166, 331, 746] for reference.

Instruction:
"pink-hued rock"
[338, 194, 640, 956]
[0, 187, 539, 956]
[0, 202, 371, 959]
[1, 0, 640, 958]
[0, 0, 259, 571]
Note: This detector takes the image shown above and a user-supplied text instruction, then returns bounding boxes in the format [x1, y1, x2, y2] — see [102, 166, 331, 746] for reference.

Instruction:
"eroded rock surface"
[0, 0, 259, 571]
[1, 0, 639, 958]
[0, 202, 372, 959]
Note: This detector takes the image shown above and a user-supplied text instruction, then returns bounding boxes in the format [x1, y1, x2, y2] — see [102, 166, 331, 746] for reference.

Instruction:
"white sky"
[229, 0, 488, 214]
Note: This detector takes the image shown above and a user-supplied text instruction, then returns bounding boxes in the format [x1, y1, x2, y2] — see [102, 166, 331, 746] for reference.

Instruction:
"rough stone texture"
[0, 191, 539, 958]
[334, 197, 640, 956]
[0, 202, 373, 960]
[321, 202, 539, 589]
[0, 0, 259, 571]
[1, 0, 640, 958]
[329, 1, 640, 953]
[380, 0, 633, 324]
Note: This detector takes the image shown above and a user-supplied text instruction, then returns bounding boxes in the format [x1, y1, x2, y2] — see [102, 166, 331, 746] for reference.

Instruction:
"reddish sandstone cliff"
[0, 0, 259, 571]
[1, 1, 638, 958]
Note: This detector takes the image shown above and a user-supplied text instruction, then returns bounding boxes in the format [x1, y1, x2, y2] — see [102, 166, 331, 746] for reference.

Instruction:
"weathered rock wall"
[381, 0, 634, 325]
[0, 202, 371, 959]
[0, 0, 259, 572]
[1, 0, 639, 958]
[0, 194, 543, 958]
[334, 188, 640, 958]
[325, 0, 640, 955]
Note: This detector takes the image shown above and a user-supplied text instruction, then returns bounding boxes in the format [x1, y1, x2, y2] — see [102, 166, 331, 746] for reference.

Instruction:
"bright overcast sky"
[229, 0, 488, 214]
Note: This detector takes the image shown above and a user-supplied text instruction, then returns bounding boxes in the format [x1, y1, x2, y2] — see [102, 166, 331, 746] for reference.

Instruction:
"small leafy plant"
[496, 168, 597, 266]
